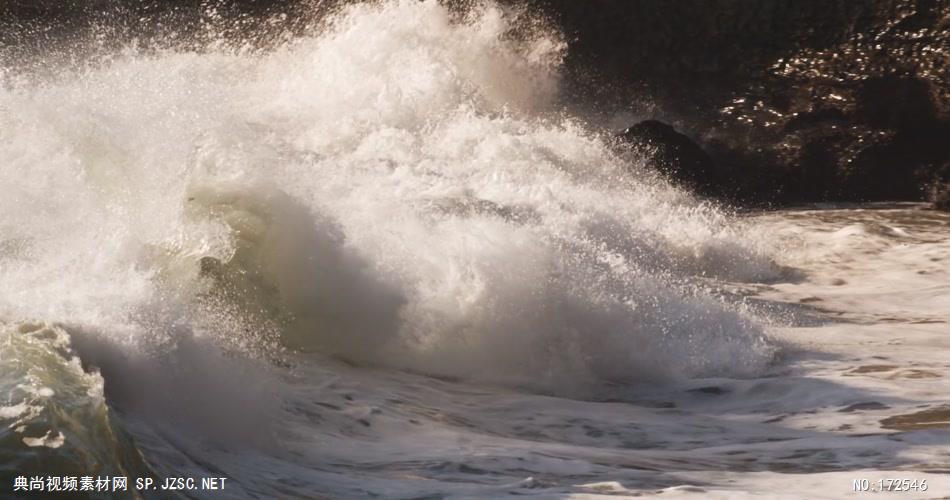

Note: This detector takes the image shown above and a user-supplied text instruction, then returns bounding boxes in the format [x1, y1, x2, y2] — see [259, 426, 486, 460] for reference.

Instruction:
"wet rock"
[619, 120, 730, 199]
[929, 161, 950, 210]
[856, 76, 937, 130]
[530, 0, 950, 206]
[931, 183, 950, 211]
[5, 0, 947, 206]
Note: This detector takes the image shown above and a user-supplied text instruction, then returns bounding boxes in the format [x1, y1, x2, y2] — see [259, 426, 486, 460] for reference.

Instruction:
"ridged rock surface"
[3, 0, 947, 206]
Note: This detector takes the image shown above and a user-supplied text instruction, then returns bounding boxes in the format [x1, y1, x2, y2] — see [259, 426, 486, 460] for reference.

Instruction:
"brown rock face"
[520, 0, 949, 205]
[932, 183, 950, 211]
[3, 0, 947, 206]
[617, 120, 732, 199]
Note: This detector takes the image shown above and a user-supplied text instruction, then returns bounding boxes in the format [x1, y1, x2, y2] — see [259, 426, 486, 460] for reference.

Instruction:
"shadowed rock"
[932, 183, 950, 211]
[619, 120, 731, 200]
[4, 0, 948, 206]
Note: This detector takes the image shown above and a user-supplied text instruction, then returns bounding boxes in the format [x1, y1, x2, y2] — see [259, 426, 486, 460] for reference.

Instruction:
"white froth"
[0, 0, 776, 393]
[2, 2, 950, 498]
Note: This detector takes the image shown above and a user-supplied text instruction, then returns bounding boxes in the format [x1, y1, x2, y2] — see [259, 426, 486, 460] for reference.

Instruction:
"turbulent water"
[1, 2, 948, 498]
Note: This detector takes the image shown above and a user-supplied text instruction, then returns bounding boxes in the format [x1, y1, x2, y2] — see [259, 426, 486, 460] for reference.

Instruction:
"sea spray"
[0, 0, 776, 401]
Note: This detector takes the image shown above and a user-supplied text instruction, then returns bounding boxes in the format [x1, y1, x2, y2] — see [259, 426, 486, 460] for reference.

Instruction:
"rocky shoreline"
[3, 0, 947, 209]
[539, 0, 949, 209]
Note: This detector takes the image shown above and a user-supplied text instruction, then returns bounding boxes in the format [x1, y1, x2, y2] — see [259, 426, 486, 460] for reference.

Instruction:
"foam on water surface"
[0, 0, 775, 392]
[1, 1, 949, 497]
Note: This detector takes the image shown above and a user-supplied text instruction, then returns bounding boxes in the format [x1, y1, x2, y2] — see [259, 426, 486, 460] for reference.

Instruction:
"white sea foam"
[0, 0, 776, 395]
[3, 2, 950, 498]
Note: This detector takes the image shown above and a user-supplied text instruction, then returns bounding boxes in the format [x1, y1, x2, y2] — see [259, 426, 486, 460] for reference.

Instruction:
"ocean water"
[1, 1, 948, 498]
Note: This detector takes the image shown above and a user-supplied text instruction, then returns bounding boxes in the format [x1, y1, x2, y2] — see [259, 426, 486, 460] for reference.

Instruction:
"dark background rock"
[514, 0, 949, 208]
[2, 0, 948, 208]
[932, 182, 950, 210]
[617, 120, 733, 200]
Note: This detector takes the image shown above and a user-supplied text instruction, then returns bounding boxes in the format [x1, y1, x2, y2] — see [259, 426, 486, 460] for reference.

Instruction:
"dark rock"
[4, 0, 948, 206]
[783, 108, 848, 133]
[618, 120, 729, 199]
[931, 182, 950, 211]
[856, 76, 937, 129]
[526, 0, 950, 206]
[0, 0, 317, 68]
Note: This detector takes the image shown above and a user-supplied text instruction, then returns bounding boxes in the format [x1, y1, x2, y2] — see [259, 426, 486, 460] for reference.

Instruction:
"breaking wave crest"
[0, 0, 779, 408]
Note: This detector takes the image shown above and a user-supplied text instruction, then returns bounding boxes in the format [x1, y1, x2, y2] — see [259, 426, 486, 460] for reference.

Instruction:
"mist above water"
[0, 0, 778, 399]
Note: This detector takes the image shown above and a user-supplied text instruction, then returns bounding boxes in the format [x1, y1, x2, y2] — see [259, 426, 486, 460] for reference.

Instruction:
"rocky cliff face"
[0, 0, 315, 66]
[3, 0, 947, 207]
[522, 0, 949, 206]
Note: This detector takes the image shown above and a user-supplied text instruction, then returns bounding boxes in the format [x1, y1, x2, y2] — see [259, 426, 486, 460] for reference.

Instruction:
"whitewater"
[1, 1, 948, 498]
